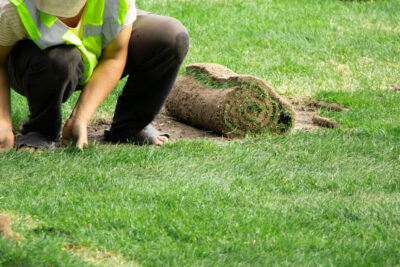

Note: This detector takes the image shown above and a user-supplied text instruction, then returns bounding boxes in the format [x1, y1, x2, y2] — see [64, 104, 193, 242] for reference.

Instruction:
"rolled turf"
[165, 63, 295, 137]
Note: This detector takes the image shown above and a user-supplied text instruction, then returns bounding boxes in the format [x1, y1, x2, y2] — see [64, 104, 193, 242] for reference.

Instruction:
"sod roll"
[165, 63, 295, 137]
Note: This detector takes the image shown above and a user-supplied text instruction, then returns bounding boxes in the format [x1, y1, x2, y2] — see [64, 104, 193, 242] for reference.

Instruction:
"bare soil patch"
[88, 112, 224, 144]
[391, 84, 400, 92]
[87, 97, 343, 144]
[63, 243, 138, 266]
[0, 214, 21, 241]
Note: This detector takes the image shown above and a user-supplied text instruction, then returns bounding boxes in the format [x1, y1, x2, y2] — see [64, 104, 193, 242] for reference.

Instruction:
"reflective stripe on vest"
[9, 0, 129, 85]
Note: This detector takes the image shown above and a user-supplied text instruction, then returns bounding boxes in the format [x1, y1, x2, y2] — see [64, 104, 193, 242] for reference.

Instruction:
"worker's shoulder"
[0, 0, 28, 47]
[0, 0, 22, 28]
[0, 0, 19, 17]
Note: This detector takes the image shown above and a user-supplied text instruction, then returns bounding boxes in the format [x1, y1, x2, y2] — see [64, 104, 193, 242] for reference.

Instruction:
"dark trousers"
[7, 11, 189, 141]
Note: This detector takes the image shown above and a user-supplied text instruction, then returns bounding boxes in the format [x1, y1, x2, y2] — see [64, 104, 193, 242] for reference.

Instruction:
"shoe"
[15, 133, 55, 151]
[104, 124, 169, 145]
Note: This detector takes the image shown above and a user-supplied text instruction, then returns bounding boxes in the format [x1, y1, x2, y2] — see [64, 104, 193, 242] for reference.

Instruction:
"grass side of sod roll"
[1, 0, 400, 266]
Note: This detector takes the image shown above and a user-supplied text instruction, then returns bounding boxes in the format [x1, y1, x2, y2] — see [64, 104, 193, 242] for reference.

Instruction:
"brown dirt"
[309, 99, 349, 112]
[312, 115, 339, 128]
[87, 113, 225, 144]
[288, 97, 322, 132]
[0, 214, 21, 241]
[286, 96, 343, 131]
[63, 243, 139, 266]
[390, 84, 400, 92]
[87, 96, 341, 144]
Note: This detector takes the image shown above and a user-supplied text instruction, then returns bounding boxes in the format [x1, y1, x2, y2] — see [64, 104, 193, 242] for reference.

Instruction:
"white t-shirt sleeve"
[124, 0, 136, 26]
[0, 1, 29, 46]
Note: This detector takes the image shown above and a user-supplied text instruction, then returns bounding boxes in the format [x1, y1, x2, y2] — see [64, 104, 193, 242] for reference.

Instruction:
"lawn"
[1, 0, 400, 266]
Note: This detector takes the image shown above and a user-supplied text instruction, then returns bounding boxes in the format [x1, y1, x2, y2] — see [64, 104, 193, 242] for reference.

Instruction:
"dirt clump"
[0, 214, 21, 241]
[312, 115, 339, 128]
[309, 99, 349, 112]
[390, 85, 400, 92]
[288, 97, 343, 131]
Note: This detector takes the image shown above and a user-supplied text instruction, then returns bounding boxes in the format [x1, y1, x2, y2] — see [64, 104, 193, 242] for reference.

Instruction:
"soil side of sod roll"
[166, 74, 233, 135]
[165, 63, 295, 137]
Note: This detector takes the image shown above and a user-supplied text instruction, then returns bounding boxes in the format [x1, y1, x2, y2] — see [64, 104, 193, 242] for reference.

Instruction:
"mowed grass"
[1, 0, 400, 266]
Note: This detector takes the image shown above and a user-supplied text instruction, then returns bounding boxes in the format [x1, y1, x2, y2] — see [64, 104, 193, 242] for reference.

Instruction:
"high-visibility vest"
[9, 0, 129, 84]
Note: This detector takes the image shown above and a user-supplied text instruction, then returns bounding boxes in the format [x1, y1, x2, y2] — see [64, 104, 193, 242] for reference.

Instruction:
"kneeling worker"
[0, 0, 189, 150]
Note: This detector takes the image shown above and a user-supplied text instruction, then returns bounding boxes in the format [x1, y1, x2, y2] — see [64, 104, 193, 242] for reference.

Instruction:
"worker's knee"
[45, 46, 84, 81]
[168, 19, 189, 62]
[147, 16, 190, 62]
[174, 25, 190, 63]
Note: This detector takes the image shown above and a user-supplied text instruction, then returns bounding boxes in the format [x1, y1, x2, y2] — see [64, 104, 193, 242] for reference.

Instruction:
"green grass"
[1, 0, 400, 266]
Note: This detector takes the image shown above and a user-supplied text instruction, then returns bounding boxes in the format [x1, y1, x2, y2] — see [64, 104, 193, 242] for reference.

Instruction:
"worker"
[0, 0, 189, 150]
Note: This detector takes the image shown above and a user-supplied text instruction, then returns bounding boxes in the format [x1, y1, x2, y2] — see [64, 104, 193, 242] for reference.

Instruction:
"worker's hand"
[0, 126, 14, 151]
[61, 118, 88, 150]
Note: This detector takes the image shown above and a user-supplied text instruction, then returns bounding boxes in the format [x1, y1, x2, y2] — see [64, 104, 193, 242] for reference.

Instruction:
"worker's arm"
[61, 24, 133, 149]
[0, 45, 14, 151]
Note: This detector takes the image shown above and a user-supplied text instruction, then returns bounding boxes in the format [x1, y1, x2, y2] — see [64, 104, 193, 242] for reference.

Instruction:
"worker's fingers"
[61, 118, 89, 149]
[76, 135, 88, 150]
[61, 131, 72, 146]
[61, 138, 69, 146]
[74, 123, 88, 150]
[61, 119, 73, 146]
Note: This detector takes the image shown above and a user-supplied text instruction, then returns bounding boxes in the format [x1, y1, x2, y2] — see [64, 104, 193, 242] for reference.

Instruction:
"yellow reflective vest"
[9, 0, 129, 84]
